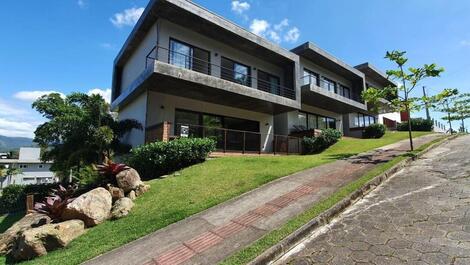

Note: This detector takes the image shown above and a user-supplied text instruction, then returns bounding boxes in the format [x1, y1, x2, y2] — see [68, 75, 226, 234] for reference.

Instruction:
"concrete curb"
[248, 134, 458, 265]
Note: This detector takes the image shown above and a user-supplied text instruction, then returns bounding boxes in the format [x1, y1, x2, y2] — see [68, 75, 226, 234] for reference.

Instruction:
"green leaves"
[385, 50, 408, 66]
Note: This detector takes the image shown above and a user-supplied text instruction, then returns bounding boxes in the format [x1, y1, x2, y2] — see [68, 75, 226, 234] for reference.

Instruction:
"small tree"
[429, 89, 459, 134]
[362, 51, 444, 150]
[451, 93, 470, 132]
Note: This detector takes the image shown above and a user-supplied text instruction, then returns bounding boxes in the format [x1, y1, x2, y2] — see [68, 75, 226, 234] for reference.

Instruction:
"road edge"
[248, 134, 458, 265]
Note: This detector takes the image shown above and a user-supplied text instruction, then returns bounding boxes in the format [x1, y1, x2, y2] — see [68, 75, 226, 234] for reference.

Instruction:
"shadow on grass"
[0, 212, 25, 234]
[325, 153, 359, 160]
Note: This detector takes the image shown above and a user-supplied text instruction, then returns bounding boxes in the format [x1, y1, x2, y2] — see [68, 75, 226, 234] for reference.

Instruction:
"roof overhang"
[355, 62, 396, 87]
[114, 0, 298, 68]
[301, 85, 367, 114]
[291, 42, 365, 82]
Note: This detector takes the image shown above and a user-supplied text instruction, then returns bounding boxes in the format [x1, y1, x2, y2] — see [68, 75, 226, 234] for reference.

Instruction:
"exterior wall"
[378, 112, 401, 124]
[118, 91, 148, 147]
[156, 19, 287, 90]
[146, 91, 274, 152]
[300, 58, 353, 89]
[121, 24, 158, 92]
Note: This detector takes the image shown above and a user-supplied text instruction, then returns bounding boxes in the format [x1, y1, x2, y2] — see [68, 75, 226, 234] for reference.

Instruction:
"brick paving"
[279, 135, 470, 265]
[84, 134, 441, 265]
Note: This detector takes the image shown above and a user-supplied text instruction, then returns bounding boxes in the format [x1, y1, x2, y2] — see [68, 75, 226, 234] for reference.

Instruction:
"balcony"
[112, 45, 299, 114]
[300, 75, 367, 114]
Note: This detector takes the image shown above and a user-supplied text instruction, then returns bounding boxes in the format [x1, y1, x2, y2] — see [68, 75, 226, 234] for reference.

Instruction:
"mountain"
[0, 135, 35, 152]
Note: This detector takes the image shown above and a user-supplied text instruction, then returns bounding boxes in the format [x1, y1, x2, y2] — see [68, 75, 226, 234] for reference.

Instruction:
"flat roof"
[355, 62, 396, 87]
[0, 159, 52, 164]
[114, 0, 298, 68]
[291, 42, 365, 81]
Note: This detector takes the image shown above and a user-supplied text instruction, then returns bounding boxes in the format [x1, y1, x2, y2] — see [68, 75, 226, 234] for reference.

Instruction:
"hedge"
[0, 183, 57, 214]
[397, 118, 433, 132]
[364, 123, 386, 139]
[127, 137, 216, 179]
[302, 129, 342, 154]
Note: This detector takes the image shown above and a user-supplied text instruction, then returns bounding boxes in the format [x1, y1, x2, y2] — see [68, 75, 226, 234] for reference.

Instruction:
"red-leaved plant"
[95, 157, 129, 183]
[34, 184, 77, 222]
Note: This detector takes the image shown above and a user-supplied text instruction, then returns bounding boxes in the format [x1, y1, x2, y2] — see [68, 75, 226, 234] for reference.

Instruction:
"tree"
[429, 89, 459, 134]
[32, 92, 142, 178]
[362, 50, 444, 150]
[451, 93, 470, 132]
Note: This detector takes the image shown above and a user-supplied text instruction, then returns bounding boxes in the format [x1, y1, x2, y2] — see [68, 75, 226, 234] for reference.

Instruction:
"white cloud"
[249, 18, 300, 44]
[0, 118, 39, 138]
[110, 7, 144, 28]
[88, 88, 111, 103]
[284, 27, 300, 43]
[274, 19, 289, 31]
[460, 40, 470, 47]
[231, 1, 250, 15]
[13, 90, 64, 102]
[249, 19, 270, 36]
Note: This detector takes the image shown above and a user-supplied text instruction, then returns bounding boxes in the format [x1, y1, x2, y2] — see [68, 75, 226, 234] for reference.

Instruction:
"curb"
[248, 134, 457, 265]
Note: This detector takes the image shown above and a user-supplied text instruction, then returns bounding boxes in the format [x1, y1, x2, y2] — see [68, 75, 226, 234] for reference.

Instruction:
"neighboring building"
[0, 153, 8, 159]
[0, 147, 56, 189]
[111, 0, 401, 153]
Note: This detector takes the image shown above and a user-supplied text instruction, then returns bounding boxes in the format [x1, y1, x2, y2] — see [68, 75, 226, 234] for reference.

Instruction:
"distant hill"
[0, 135, 35, 152]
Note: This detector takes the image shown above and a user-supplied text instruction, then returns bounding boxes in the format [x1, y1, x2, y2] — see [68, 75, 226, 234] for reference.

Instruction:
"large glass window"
[339, 84, 350, 99]
[326, 118, 336, 129]
[297, 112, 308, 129]
[258, 70, 281, 95]
[321, 77, 337, 93]
[303, 69, 319, 86]
[221, 57, 251, 87]
[353, 113, 377, 128]
[308, 114, 317, 130]
[299, 112, 336, 130]
[169, 39, 210, 74]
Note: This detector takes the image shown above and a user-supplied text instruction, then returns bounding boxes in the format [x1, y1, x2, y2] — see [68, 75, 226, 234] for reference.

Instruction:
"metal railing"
[145, 123, 303, 154]
[145, 46, 296, 100]
[301, 75, 364, 103]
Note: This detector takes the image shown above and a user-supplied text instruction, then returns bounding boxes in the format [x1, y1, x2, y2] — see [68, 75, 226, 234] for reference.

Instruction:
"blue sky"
[1, 0, 469, 138]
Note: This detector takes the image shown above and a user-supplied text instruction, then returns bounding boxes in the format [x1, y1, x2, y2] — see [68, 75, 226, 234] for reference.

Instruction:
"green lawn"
[1, 131, 431, 265]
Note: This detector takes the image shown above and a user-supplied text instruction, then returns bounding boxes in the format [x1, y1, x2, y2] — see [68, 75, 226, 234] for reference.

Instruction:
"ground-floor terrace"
[118, 91, 401, 154]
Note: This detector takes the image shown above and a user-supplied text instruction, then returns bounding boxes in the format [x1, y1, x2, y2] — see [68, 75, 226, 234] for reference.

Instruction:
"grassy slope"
[221, 136, 446, 265]
[1, 131, 431, 265]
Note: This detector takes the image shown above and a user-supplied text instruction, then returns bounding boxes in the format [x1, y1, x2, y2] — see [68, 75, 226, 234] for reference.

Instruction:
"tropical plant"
[397, 118, 434, 132]
[95, 157, 129, 185]
[362, 50, 444, 150]
[428, 89, 460, 134]
[34, 185, 77, 222]
[301, 129, 342, 154]
[32, 92, 142, 178]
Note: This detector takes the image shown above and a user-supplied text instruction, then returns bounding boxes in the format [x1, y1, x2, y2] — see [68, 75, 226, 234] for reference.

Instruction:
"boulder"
[11, 220, 85, 261]
[61, 187, 112, 227]
[0, 213, 51, 255]
[116, 168, 142, 193]
[107, 185, 124, 202]
[110, 198, 134, 219]
[127, 190, 136, 201]
[135, 183, 150, 197]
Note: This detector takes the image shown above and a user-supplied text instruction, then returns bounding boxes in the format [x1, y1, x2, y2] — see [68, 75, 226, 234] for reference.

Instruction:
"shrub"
[364, 123, 386, 138]
[34, 185, 77, 222]
[302, 129, 342, 154]
[397, 118, 433, 131]
[0, 183, 57, 214]
[127, 137, 216, 179]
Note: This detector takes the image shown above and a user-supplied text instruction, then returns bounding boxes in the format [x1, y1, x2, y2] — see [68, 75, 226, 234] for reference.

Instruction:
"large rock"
[11, 220, 85, 261]
[127, 190, 136, 201]
[116, 168, 142, 193]
[107, 185, 124, 202]
[110, 198, 134, 219]
[0, 213, 51, 255]
[61, 187, 112, 227]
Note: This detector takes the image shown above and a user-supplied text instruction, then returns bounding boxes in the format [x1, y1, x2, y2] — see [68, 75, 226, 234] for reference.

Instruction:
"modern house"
[112, 0, 400, 153]
[0, 147, 56, 189]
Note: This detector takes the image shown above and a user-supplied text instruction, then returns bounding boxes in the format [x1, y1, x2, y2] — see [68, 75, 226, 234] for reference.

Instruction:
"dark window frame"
[220, 56, 252, 87]
[257, 69, 281, 95]
[352, 113, 377, 128]
[321, 76, 337, 93]
[299, 111, 337, 130]
[303, 68, 320, 86]
[168, 38, 211, 75]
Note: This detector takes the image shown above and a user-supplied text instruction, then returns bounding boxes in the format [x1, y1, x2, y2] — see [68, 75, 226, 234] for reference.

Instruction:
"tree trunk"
[406, 106, 414, 151]
[462, 117, 465, 133]
[448, 112, 453, 134]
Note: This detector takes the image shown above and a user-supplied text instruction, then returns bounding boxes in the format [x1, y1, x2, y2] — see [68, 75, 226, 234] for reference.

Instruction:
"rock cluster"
[2, 167, 149, 261]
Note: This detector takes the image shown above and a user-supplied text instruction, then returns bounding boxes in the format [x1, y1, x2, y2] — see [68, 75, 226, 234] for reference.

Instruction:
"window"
[169, 39, 210, 75]
[221, 57, 251, 87]
[19, 165, 28, 169]
[297, 112, 307, 129]
[353, 113, 377, 128]
[321, 77, 337, 93]
[257, 70, 281, 95]
[303, 69, 319, 86]
[299, 112, 336, 130]
[38, 165, 43, 168]
[339, 84, 350, 99]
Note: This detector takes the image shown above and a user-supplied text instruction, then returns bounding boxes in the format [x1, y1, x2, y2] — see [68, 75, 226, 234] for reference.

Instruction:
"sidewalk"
[85, 134, 442, 265]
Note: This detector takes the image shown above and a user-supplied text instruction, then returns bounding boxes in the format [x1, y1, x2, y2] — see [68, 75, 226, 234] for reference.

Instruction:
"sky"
[1, 0, 469, 138]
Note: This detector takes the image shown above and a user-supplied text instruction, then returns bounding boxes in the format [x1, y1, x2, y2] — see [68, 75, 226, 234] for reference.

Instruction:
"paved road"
[280, 135, 470, 265]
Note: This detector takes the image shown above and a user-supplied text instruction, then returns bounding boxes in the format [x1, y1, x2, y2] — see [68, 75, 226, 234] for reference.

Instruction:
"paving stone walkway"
[85, 134, 442, 265]
[279, 135, 470, 265]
